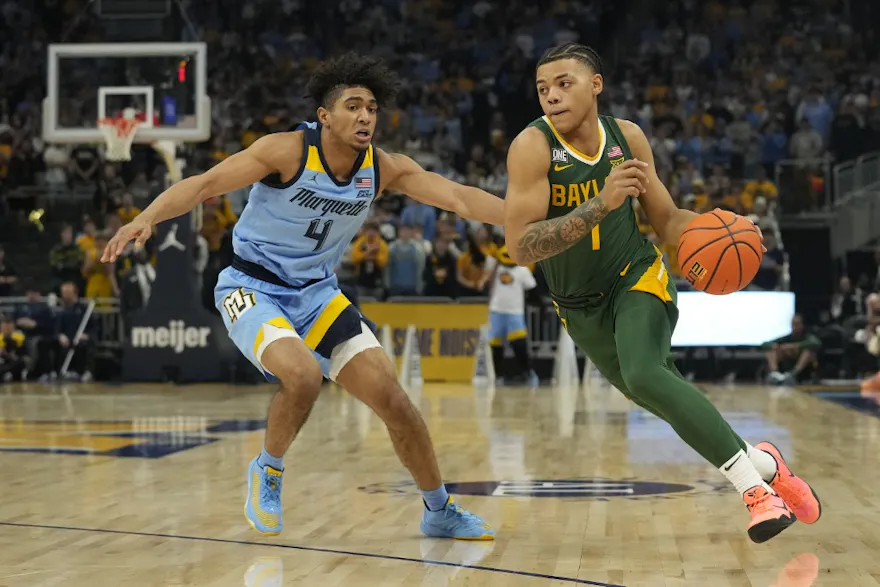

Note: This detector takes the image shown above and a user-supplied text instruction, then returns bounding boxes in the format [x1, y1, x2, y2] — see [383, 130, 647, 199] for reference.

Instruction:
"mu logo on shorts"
[686, 261, 708, 285]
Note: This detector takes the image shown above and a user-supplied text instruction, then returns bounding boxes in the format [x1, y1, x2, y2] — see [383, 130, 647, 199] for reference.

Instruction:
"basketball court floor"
[0, 380, 877, 587]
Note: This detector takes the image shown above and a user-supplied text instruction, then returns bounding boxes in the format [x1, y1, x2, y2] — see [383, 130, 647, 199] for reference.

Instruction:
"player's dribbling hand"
[598, 159, 649, 210]
[101, 218, 153, 263]
[731, 210, 768, 253]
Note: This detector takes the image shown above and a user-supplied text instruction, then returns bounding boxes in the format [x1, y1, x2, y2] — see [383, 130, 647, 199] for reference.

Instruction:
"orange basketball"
[676, 209, 763, 295]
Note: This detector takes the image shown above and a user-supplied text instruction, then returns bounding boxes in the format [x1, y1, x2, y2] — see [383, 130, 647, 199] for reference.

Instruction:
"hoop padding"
[98, 117, 141, 161]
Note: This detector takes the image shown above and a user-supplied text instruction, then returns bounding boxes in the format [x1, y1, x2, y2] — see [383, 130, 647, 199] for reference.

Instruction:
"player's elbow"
[508, 250, 524, 266]
[193, 174, 217, 203]
[504, 235, 524, 266]
[450, 185, 471, 218]
[653, 210, 685, 246]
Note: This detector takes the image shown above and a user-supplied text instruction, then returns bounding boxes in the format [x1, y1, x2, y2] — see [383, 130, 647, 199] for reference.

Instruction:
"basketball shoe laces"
[744, 486, 778, 515]
[445, 501, 488, 527]
[261, 474, 283, 510]
[772, 469, 810, 511]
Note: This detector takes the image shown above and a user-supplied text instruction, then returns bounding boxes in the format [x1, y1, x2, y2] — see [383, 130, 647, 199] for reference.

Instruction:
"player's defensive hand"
[102, 218, 153, 263]
[598, 159, 649, 211]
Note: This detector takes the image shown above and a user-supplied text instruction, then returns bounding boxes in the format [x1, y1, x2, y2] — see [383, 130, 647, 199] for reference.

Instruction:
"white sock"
[719, 449, 773, 496]
[744, 442, 778, 482]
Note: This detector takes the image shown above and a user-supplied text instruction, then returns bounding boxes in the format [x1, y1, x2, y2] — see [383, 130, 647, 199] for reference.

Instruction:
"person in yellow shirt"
[218, 195, 238, 228]
[76, 217, 98, 254]
[689, 109, 715, 131]
[0, 139, 11, 180]
[744, 168, 779, 202]
[474, 224, 498, 259]
[720, 190, 739, 212]
[692, 179, 710, 212]
[0, 316, 27, 382]
[456, 231, 497, 297]
[204, 195, 239, 230]
[241, 128, 266, 149]
[201, 209, 225, 253]
[117, 192, 142, 225]
[82, 232, 117, 299]
[646, 82, 670, 102]
[721, 181, 753, 214]
[351, 222, 389, 298]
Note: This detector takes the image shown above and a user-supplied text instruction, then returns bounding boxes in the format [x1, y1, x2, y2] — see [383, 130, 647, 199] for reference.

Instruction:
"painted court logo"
[0, 418, 267, 458]
[360, 478, 727, 501]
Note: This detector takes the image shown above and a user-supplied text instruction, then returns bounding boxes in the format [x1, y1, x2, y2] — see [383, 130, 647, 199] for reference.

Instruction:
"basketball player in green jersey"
[504, 43, 821, 543]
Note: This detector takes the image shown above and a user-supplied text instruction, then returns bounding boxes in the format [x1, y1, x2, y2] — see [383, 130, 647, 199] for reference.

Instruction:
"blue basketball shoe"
[245, 456, 284, 535]
[420, 497, 495, 540]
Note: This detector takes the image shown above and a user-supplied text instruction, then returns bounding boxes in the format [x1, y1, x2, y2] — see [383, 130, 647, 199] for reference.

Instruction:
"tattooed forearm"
[515, 197, 609, 264]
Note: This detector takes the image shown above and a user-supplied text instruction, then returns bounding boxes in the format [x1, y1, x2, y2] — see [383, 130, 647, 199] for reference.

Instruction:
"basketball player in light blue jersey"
[103, 54, 502, 540]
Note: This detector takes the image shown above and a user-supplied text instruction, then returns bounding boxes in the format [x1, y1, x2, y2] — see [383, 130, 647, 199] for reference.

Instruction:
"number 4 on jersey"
[305, 219, 334, 251]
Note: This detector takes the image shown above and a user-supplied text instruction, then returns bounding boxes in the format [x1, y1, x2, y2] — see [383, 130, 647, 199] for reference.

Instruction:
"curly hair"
[537, 43, 603, 75]
[306, 52, 400, 109]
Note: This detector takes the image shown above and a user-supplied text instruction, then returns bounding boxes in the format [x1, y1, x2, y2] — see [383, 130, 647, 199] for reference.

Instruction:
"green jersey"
[528, 114, 656, 300]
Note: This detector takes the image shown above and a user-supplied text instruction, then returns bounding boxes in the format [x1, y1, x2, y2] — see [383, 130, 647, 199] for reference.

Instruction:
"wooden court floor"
[0, 379, 878, 587]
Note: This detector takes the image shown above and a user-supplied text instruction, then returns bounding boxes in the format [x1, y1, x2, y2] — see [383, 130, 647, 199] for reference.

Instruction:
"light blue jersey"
[233, 121, 378, 284]
[215, 122, 381, 381]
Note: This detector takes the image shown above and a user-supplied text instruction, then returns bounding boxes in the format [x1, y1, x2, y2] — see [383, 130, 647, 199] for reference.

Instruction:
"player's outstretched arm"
[101, 133, 298, 262]
[618, 119, 697, 246]
[377, 149, 504, 226]
[504, 127, 647, 265]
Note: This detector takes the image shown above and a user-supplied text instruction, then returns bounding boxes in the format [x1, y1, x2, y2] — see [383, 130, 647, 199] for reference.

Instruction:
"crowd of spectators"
[2, 0, 880, 381]
[828, 264, 880, 381]
[0, 280, 96, 382]
[758, 250, 880, 386]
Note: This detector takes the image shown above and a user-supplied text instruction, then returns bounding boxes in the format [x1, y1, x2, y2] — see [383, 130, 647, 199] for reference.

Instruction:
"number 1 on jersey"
[589, 179, 600, 250]
[305, 219, 333, 251]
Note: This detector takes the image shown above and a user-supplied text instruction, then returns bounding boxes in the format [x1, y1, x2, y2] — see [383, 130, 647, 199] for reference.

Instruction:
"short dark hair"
[307, 52, 400, 109]
[537, 43, 604, 75]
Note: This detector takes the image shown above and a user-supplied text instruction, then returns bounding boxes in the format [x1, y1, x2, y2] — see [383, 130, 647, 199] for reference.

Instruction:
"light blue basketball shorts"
[488, 312, 528, 347]
[215, 267, 379, 381]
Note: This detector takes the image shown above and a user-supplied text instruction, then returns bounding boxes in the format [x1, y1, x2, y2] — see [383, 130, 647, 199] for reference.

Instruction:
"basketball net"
[98, 116, 141, 161]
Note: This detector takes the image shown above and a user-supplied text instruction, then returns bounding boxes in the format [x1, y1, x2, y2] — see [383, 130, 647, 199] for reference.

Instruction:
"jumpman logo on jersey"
[158, 223, 186, 252]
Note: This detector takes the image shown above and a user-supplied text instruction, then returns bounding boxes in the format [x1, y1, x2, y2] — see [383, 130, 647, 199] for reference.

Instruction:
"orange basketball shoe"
[756, 441, 822, 524]
[744, 485, 797, 543]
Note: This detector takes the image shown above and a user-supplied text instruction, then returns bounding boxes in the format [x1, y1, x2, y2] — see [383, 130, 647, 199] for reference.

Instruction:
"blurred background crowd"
[1, 0, 880, 383]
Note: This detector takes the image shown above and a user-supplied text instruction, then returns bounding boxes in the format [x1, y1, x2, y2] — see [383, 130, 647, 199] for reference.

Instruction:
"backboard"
[42, 42, 210, 145]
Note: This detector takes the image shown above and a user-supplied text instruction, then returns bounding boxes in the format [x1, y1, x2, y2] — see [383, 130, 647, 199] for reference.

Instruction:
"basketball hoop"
[98, 116, 141, 161]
